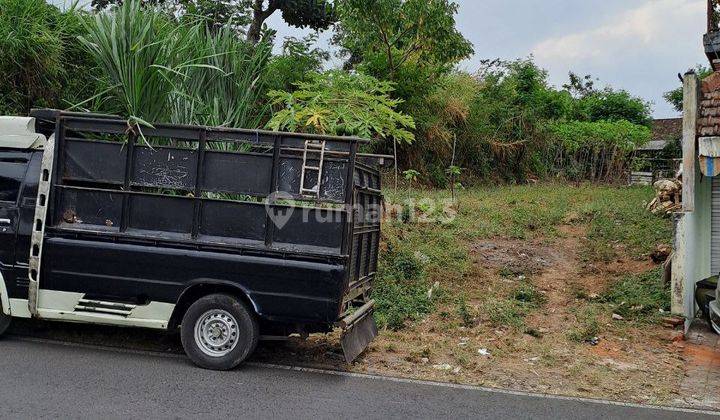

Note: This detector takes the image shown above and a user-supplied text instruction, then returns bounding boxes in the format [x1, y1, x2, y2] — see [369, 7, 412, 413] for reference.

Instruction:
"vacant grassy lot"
[374, 183, 672, 330]
[254, 183, 686, 406]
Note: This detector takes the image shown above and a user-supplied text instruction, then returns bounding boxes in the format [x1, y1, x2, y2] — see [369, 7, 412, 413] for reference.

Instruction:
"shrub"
[373, 246, 433, 330]
[0, 0, 96, 115]
[80, 0, 270, 128]
[267, 70, 415, 144]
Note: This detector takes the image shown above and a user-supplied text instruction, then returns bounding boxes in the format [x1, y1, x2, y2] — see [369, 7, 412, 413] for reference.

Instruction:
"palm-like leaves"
[79, 0, 270, 131]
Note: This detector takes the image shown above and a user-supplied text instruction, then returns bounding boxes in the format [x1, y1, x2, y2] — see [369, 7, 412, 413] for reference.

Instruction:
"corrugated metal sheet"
[712, 177, 720, 273]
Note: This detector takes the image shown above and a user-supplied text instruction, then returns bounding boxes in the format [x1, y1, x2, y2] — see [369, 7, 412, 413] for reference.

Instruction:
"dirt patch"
[470, 240, 559, 275]
[249, 224, 690, 407]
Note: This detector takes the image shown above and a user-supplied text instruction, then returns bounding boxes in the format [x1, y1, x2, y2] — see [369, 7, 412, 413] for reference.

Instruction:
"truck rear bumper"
[337, 299, 377, 363]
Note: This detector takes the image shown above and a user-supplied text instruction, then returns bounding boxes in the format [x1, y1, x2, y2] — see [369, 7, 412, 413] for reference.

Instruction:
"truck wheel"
[0, 303, 10, 337]
[180, 294, 258, 370]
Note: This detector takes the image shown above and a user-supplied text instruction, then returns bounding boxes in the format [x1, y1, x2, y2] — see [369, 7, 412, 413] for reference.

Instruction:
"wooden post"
[682, 71, 700, 212]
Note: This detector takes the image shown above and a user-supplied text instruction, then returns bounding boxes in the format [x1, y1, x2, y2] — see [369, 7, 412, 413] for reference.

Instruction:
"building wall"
[672, 171, 711, 322]
[671, 72, 713, 327]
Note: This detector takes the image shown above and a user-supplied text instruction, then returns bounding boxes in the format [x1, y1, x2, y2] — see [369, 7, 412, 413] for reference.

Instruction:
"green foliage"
[264, 34, 328, 93]
[374, 246, 433, 330]
[547, 120, 650, 153]
[512, 282, 546, 307]
[275, 0, 336, 31]
[603, 268, 670, 322]
[455, 296, 475, 327]
[267, 70, 415, 143]
[482, 299, 526, 330]
[402, 169, 420, 182]
[0, 0, 97, 115]
[91, 0, 336, 43]
[664, 65, 713, 112]
[480, 282, 545, 330]
[80, 0, 270, 128]
[335, 0, 473, 109]
[544, 120, 651, 181]
[406, 59, 654, 184]
[581, 187, 672, 262]
[571, 89, 652, 127]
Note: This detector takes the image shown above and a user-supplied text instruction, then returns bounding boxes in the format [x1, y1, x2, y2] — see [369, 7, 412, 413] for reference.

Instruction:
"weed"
[603, 267, 669, 322]
[373, 246, 434, 330]
[568, 307, 601, 343]
[483, 299, 526, 330]
[456, 297, 475, 327]
[513, 282, 546, 307]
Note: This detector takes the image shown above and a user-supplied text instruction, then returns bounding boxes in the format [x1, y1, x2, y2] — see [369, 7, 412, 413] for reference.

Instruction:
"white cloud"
[529, 0, 706, 117]
[532, 0, 704, 64]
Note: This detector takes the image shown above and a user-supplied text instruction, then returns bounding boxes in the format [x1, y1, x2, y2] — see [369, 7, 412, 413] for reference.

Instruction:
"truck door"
[0, 151, 30, 280]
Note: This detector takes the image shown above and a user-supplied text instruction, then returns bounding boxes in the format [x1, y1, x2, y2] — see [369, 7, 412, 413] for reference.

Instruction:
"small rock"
[477, 348, 491, 356]
[420, 357, 429, 364]
[612, 313, 625, 321]
[452, 367, 462, 374]
[525, 356, 540, 363]
[589, 337, 600, 346]
[432, 364, 453, 371]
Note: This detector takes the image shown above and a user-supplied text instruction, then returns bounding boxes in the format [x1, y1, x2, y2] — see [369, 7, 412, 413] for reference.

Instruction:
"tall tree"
[246, 0, 336, 44]
[91, 0, 336, 43]
[334, 0, 473, 92]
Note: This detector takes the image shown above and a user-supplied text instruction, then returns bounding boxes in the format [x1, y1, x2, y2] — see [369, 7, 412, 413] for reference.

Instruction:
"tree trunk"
[393, 138, 398, 192]
[247, 0, 278, 44]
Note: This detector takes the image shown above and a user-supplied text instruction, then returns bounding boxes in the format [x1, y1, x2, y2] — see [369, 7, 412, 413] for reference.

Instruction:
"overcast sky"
[267, 0, 708, 119]
[51, 0, 708, 118]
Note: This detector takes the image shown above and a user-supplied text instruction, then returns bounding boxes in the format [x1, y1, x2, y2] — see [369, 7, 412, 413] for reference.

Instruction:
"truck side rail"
[46, 116, 368, 258]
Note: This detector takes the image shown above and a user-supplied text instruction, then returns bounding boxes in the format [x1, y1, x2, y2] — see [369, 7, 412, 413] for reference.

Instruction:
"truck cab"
[0, 110, 381, 369]
[0, 117, 45, 325]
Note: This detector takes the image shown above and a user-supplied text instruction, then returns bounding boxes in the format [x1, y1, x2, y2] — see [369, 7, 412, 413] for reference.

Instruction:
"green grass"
[603, 267, 670, 322]
[568, 306, 601, 342]
[373, 183, 672, 330]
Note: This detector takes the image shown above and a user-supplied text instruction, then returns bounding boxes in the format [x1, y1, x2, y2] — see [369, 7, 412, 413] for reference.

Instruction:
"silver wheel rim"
[194, 309, 239, 357]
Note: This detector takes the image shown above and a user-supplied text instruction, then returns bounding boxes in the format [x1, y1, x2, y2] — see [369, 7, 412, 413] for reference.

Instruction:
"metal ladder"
[299, 140, 326, 197]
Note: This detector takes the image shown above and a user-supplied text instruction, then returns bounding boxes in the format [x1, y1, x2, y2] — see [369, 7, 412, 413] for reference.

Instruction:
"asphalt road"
[0, 337, 716, 420]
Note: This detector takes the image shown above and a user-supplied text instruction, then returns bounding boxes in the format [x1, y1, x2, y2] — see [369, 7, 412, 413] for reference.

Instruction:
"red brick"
[703, 71, 720, 93]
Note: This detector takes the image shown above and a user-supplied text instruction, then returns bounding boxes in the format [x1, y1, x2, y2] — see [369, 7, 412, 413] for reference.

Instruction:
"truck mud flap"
[339, 300, 377, 363]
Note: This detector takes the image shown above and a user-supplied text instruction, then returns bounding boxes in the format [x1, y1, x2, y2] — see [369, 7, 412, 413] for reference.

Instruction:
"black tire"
[180, 294, 258, 370]
[0, 302, 11, 337]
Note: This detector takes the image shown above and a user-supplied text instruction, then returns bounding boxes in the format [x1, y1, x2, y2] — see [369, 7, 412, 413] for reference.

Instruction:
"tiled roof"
[651, 118, 682, 141]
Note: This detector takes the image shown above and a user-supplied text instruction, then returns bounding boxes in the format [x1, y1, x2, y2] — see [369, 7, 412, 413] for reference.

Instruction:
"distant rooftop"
[637, 118, 682, 151]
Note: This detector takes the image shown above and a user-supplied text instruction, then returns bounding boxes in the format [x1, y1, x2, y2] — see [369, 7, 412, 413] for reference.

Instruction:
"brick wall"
[700, 72, 720, 136]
